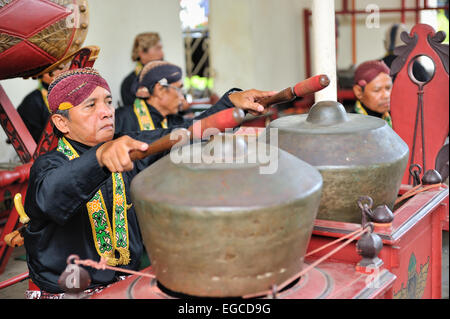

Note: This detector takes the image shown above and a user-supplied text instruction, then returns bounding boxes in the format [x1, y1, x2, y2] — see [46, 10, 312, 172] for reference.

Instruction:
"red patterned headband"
[354, 60, 390, 87]
[47, 68, 111, 113]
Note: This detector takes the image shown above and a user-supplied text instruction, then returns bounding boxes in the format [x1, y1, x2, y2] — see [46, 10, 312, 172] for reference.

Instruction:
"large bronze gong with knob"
[131, 134, 323, 297]
[266, 100, 409, 224]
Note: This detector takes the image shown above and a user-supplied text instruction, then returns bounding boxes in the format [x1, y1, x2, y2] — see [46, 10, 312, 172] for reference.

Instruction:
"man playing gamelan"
[23, 67, 274, 298]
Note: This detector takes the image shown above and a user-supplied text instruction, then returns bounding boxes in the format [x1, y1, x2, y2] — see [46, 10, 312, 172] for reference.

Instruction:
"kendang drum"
[0, 0, 89, 80]
[267, 100, 409, 224]
[131, 134, 323, 297]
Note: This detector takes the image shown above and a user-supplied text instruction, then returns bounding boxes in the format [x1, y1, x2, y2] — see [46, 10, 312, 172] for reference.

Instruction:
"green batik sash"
[134, 61, 143, 76]
[133, 98, 168, 130]
[354, 100, 392, 128]
[57, 137, 130, 266]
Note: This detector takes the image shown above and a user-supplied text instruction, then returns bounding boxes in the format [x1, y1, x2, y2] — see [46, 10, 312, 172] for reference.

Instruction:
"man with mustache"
[22, 67, 274, 298]
[352, 60, 393, 127]
[115, 60, 267, 133]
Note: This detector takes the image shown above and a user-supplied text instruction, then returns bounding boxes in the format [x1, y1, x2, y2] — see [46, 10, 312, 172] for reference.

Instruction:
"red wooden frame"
[308, 185, 448, 299]
[303, 1, 449, 78]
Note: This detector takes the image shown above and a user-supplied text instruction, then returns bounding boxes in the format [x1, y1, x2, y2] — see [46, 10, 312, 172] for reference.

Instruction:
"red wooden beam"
[302, 3, 448, 77]
[0, 85, 36, 163]
[0, 271, 29, 290]
[303, 9, 312, 78]
[333, 6, 448, 15]
[401, 0, 406, 23]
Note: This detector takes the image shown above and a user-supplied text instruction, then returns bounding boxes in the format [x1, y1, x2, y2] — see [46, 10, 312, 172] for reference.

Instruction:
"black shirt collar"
[143, 100, 166, 123]
[360, 101, 384, 118]
[63, 137, 93, 155]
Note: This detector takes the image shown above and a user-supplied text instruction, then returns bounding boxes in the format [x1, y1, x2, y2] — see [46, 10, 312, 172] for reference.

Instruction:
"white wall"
[209, 0, 307, 95]
[209, 0, 425, 95]
[82, 0, 185, 106]
[0, 0, 185, 162]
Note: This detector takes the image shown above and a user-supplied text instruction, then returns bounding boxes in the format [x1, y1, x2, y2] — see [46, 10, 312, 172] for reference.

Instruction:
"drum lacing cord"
[243, 225, 371, 299]
[394, 183, 447, 205]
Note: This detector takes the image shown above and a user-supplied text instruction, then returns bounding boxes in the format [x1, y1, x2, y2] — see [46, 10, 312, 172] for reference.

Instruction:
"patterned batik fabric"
[354, 100, 392, 127]
[56, 137, 130, 266]
[47, 68, 110, 113]
[133, 98, 167, 130]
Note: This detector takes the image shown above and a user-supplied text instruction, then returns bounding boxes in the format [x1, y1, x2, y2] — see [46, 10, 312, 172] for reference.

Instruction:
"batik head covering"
[133, 61, 182, 98]
[47, 68, 111, 113]
[131, 32, 161, 62]
[354, 60, 391, 88]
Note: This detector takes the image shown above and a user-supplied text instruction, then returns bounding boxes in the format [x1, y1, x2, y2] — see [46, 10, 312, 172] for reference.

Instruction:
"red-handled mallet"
[128, 108, 246, 160]
[129, 128, 191, 161]
[258, 74, 330, 108]
[189, 107, 246, 139]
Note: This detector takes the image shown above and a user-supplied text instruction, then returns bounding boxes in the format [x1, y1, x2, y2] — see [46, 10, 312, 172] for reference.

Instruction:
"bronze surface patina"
[266, 101, 409, 224]
[131, 135, 323, 297]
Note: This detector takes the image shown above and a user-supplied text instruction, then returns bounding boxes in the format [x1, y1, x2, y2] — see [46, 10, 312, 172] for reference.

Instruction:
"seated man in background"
[120, 32, 164, 106]
[115, 60, 261, 132]
[17, 65, 67, 143]
[352, 60, 393, 127]
[23, 67, 274, 298]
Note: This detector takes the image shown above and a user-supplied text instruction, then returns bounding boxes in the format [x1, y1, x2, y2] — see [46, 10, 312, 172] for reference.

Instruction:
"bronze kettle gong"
[266, 100, 409, 223]
[131, 134, 323, 297]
